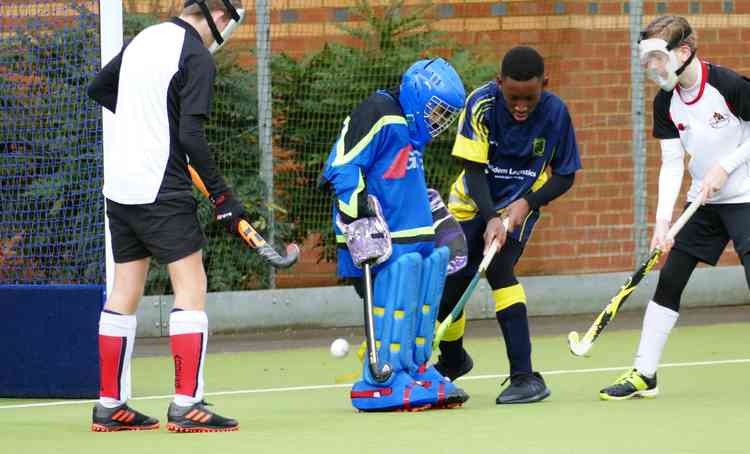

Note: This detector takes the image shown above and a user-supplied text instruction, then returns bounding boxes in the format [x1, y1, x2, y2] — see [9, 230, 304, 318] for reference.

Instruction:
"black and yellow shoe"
[496, 371, 551, 404]
[166, 400, 239, 433]
[599, 368, 658, 401]
[91, 402, 159, 432]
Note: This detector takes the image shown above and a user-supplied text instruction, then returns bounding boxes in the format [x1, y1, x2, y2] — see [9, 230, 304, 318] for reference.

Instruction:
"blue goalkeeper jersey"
[448, 81, 581, 221]
[321, 89, 435, 278]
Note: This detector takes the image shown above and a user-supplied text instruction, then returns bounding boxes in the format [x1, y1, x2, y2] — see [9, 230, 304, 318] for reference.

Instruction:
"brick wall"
[130, 1, 750, 287]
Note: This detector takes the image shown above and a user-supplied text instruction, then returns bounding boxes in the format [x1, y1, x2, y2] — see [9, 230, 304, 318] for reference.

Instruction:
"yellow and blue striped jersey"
[449, 81, 581, 221]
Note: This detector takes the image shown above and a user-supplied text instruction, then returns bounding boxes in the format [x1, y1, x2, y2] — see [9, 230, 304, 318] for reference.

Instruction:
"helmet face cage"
[424, 95, 460, 138]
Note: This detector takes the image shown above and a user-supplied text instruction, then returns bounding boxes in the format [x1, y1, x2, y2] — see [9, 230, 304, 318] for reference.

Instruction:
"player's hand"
[483, 216, 508, 254]
[212, 191, 249, 234]
[505, 198, 531, 232]
[699, 164, 729, 200]
[650, 219, 673, 253]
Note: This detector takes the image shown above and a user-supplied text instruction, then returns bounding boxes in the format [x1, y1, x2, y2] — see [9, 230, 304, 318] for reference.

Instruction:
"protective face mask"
[208, 8, 245, 54]
[638, 37, 694, 91]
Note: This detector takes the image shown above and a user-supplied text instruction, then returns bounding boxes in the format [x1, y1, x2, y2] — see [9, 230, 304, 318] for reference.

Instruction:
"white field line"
[1, 358, 749, 410]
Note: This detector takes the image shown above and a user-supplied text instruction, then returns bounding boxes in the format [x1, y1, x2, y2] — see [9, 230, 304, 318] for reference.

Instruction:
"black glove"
[212, 191, 249, 234]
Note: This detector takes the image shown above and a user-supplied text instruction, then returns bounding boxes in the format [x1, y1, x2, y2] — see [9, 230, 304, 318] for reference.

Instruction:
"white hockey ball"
[330, 338, 350, 358]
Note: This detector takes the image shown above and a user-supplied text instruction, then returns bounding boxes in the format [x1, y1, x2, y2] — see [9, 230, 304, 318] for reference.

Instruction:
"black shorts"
[106, 197, 206, 265]
[673, 202, 750, 266]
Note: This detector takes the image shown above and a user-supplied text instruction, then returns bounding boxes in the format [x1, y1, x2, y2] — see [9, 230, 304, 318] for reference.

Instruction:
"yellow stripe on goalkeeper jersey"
[337, 171, 365, 220]
[493, 283, 527, 312]
[332, 115, 407, 167]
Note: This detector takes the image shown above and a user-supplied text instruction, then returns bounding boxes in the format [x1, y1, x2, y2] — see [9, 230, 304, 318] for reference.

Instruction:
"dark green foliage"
[0, 0, 496, 289]
[0, 2, 104, 284]
[124, 14, 280, 294]
[273, 0, 496, 262]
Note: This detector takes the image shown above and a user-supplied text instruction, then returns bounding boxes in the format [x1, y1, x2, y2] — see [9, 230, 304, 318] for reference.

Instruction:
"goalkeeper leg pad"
[410, 247, 469, 408]
[351, 253, 434, 412]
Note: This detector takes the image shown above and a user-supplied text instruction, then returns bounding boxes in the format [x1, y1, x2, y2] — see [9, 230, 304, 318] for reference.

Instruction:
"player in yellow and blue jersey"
[435, 47, 582, 404]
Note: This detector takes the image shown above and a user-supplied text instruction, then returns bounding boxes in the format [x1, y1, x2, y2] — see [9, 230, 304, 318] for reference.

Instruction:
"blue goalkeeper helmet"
[399, 58, 465, 150]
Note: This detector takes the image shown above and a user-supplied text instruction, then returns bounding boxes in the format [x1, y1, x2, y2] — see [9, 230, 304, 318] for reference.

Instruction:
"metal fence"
[123, 0, 750, 293]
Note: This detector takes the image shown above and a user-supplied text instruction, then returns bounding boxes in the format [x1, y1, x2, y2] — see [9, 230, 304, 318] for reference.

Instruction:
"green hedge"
[273, 0, 496, 262]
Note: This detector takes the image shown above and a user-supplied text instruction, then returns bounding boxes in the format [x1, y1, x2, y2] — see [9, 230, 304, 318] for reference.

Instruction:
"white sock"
[169, 310, 208, 407]
[633, 301, 679, 378]
[98, 311, 137, 408]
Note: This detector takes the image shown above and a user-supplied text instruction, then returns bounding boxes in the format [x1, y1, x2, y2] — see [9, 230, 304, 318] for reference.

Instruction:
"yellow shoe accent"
[599, 369, 659, 401]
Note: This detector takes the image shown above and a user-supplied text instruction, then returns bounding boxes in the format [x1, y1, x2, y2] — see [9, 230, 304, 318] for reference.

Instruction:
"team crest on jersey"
[709, 112, 729, 129]
[532, 138, 546, 157]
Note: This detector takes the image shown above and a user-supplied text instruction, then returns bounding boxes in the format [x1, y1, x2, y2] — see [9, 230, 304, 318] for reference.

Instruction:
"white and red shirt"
[653, 61, 750, 204]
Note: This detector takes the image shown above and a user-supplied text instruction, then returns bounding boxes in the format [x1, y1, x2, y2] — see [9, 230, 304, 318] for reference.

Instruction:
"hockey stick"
[362, 261, 393, 383]
[432, 217, 509, 350]
[188, 165, 300, 269]
[567, 194, 705, 357]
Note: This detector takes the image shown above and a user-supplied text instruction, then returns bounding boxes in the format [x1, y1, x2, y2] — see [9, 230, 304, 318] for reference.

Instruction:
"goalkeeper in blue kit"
[320, 58, 469, 412]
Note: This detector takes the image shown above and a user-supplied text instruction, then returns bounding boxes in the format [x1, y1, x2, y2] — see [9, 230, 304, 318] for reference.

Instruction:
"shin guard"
[351, 253, 435, 412]
[410, 248, 468, 407]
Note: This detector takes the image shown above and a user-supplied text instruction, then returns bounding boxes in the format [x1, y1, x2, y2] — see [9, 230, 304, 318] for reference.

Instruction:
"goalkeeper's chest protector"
[322, 90, 434, 244]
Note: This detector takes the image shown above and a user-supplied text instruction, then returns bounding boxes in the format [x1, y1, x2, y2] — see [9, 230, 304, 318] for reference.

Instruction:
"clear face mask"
[208, 8, 245, 54]
[640, 48, 679, 91]
[638, 34, 695, 92]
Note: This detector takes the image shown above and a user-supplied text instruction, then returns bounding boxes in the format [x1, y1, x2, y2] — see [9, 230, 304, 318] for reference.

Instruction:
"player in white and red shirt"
[600, 15, 750, 400]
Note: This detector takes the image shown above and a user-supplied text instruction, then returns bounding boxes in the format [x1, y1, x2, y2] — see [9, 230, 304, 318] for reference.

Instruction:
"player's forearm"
[656, 139, 685, 222]
[464, 160, 498, 221]
[180, 114, 228, 199]
[718, 134, 750, 175]
[523, 173, 575, 210]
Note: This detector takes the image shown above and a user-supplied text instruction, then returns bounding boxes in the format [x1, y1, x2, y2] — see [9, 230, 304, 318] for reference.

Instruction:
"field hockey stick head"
[239, 220, 300, 269]
[369, 361, 393, 383]
[567, 331, 592, 357]
[255, 243, 301, 269]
